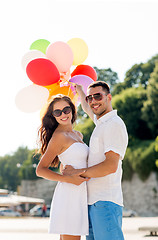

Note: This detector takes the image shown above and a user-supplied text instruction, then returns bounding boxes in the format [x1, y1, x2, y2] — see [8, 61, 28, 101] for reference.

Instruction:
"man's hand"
[65, 174, 89, 186]
[62, 165, 90, 186]
[74, 84, 84, 95]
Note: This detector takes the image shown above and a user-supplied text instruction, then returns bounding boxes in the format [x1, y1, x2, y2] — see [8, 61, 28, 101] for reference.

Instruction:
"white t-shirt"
[87, 110, 128, 206]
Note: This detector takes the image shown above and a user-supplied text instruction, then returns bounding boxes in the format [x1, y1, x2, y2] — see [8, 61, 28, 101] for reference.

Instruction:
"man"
[63, 81, 128, 240]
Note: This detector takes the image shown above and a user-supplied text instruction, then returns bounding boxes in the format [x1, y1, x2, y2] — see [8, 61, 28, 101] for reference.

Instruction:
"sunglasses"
[52, 106, 72, 117]
[85, 93, 107, 103]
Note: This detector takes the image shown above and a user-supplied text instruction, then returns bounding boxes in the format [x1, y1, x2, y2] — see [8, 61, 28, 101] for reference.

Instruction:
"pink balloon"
[69, 75, 94, 95]
[46, 41, 73, 73]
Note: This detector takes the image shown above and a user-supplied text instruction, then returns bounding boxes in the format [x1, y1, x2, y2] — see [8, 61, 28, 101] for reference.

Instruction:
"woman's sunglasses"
[52, 106, 72, 117]
[85, 93, 107, 103]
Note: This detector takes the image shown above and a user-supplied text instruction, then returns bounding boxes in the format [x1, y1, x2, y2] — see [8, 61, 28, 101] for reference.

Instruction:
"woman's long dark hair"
[38, 94, 77, 167]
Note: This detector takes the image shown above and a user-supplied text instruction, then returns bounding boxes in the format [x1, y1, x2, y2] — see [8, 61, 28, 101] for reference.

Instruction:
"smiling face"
[52, 100, 73, 126]
[87, 86, 112, 118]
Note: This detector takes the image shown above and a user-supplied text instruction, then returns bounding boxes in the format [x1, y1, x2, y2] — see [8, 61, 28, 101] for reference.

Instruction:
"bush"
[123, 140, 157, 181]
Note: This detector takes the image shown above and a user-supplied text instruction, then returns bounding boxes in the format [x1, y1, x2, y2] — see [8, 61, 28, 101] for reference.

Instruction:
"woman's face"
[52, 100, 72, 126]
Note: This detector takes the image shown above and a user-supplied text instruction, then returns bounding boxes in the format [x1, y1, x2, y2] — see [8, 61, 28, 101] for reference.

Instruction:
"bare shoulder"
[75, 130, 83, 140]
[49, 130, 67, 147]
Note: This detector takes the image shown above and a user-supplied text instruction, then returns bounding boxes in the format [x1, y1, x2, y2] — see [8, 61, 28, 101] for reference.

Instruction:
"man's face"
[87, 86, 110, 118]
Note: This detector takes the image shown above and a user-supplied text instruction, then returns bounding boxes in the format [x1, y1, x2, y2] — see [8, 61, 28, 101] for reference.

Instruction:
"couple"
[36, 81, 128, 240]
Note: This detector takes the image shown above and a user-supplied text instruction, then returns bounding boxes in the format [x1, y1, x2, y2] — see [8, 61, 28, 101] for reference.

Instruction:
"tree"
[0, 146, 33, 191]
[155, 136, 158, 169]
[18, 150, 40, 180]
[112, 54, 158, 95]
[142, 62, 158, 137]
[112, 87, 152, 141]
[94, 67, 119, 92]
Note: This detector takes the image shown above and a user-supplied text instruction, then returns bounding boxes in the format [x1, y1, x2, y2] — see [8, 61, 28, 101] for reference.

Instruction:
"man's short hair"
[88, 81, 110, 94]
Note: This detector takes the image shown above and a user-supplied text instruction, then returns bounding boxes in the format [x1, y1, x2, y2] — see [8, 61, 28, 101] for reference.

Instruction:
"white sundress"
[49, 142, 89, 236]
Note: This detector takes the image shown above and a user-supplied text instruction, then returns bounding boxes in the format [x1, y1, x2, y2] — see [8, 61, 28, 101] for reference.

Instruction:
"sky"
[0, 0, 158, 156]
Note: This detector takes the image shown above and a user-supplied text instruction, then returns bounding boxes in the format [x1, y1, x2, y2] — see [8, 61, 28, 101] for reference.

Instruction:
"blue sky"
[0, 0, 158, 156]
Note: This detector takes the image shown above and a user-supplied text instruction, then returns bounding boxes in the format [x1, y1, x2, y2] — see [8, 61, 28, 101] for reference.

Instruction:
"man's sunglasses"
[85, 93, 107, 103]
[52, 106, 72, 117]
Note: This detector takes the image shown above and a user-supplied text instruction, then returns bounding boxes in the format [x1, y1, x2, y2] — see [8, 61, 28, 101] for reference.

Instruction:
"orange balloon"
[49, 85, 75, 101]
[43, 82, 60, 97]
[40, 85, 75, 120]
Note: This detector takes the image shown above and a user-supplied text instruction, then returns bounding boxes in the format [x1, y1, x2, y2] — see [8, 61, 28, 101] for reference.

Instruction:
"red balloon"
[71, 64, 97, 81]
[26, 58, 60, 86]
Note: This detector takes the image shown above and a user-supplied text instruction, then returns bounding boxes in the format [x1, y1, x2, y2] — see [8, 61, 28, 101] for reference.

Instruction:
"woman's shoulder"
[74, 130, 83, 140]
[49, 130, 67, 145]
[54, 129, 67, 138]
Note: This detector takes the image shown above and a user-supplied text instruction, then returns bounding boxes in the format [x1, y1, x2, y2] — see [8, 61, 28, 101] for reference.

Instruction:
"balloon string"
[68, 85, 71, 97]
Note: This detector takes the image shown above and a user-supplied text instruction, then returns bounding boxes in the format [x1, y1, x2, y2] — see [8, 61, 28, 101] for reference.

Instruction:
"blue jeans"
[86, 201, 124, 240]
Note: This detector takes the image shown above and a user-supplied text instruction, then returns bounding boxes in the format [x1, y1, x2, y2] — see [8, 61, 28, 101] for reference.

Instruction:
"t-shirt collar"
[96, 110, 117, 125]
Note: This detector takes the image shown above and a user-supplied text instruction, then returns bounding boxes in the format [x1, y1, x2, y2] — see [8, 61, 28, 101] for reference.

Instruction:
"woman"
[36, 94, 89, 240]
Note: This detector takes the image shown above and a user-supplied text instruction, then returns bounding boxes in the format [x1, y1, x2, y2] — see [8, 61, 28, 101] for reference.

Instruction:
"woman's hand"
[62, 165, 90, 185]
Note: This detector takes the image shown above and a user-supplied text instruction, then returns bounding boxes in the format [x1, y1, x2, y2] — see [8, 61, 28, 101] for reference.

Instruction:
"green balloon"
[30, 39, 50, 54]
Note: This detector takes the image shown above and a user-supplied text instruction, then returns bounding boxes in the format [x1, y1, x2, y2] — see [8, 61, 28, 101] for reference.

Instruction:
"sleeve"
[103, 121, 128, 160]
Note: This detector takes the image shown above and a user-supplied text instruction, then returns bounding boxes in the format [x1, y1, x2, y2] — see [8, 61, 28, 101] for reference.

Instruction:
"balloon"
[69, 75, 94, 94]
[67, 38, 88, 65]
[21, 50, 46, 70]
[71, 65, 97, 81]
[30, 39, 50, 54]
[40, 102, 49, 120]
[72, 94, 80, 107]
[60, 70, 71, 82]
[46, 41, 73, 73]
[49, 85, 75, 101]
[43, 82, 60, 97]
[15, 85, 49, 113]
[26, 58, 60, 86]
[40, 84, 75, 119]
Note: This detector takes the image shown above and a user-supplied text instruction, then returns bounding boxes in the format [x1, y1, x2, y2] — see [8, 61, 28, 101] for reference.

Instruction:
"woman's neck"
[57, 124, 73, 132]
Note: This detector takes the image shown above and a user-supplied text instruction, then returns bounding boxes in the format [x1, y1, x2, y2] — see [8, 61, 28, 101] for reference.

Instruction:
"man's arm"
[75, 84, 94, 121]
[63, 151, 120, 178]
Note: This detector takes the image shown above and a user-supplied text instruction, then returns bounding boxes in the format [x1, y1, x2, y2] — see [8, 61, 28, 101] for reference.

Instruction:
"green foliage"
[122, 148, 134, 181]
[93, 67, 119, 92]
[18, 150, 40, 180]
[0, 146, 60, 191]
[123, 140, 157, 181]
[75, 117, 95, 145]
[112, 87, 152, 140]
[112, 54, 158, 95]
[155, 136, 158, 169]
[0, 147, 30, 191]
[142, 62, 158, 137]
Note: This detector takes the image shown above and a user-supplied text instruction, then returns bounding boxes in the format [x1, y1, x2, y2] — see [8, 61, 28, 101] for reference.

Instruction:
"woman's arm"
[36, 133, 88, 185]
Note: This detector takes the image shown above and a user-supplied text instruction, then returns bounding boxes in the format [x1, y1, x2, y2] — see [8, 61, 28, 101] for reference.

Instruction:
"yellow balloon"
[67, 38, 88, 65]
[72, 93, 79, 106]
